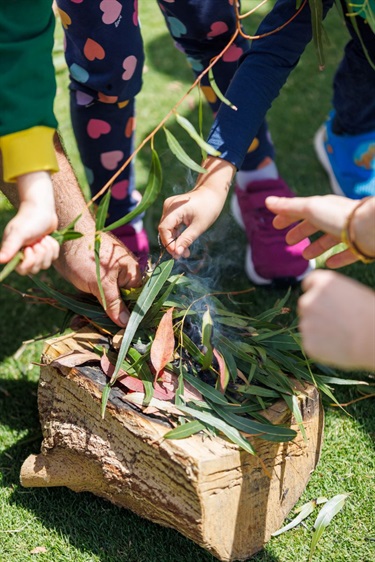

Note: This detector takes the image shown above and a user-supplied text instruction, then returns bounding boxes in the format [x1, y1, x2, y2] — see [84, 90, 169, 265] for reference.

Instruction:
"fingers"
[16, 236, 60, 276]
[301, 233, 339, 259]
[266, 195, 307, 223]
[0, 218, 29, 263]
[103, 288, 131, 328]
[94, 238, 141, 327]
[158, 197, 195, 258]
[325, 248, 358, 269]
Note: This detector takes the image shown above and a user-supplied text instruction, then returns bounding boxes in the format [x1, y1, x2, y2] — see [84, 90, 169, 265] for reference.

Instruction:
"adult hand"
[298, 269, 375, 371]
[158, 157, 235, 258]
[54, 228, 141, 327]
[265, 194, 366, 268]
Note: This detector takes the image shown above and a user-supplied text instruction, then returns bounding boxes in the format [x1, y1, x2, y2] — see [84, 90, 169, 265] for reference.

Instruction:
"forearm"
[207, 0, 334, 168]
[52, 134, 95, 233]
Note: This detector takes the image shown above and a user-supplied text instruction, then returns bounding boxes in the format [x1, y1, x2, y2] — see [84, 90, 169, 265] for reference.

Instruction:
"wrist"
[341, 196, 375, 263]
[17, 171, 54, 207]
[195, 157, 236, 193]
[351, 197, 375, 259]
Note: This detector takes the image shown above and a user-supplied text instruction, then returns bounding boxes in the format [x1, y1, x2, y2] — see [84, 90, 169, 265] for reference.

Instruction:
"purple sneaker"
[112, 221, 150, 271]
[231, 178, 314, 285]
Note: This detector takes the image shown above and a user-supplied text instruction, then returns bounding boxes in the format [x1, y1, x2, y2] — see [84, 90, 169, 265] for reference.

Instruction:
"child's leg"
[314, 2, 375, 198]
[157, 0, 312, 284]
[55, 0, 149, 260]
[157, 0, 274, 173]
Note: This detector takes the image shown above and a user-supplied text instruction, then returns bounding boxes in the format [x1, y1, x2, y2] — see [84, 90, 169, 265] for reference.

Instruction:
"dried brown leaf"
[52, 351, 100, 368]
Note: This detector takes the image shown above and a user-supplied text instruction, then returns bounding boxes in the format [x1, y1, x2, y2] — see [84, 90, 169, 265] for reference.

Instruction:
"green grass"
[1, 2, 374, 561]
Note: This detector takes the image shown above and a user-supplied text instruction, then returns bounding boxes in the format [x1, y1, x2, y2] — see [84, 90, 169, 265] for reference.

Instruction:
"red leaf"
[150, 307, 175, 379]
[118, 375, 145, 393]
[100, 353, 127, 379]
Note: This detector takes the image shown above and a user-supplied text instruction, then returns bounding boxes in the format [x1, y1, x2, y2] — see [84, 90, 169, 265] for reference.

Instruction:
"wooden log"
[20, 328, 324, 561]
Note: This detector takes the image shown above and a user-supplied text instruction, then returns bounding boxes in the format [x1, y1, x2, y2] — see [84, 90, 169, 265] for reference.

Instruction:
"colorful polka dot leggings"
[56, 0, 274, 224]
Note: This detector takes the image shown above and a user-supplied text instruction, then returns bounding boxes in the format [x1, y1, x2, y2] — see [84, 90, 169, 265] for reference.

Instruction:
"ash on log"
[20, 328, 324, 561]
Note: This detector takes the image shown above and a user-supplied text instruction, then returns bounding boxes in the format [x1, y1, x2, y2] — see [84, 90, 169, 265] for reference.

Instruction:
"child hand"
[265, 194, 363, 267]
[158, 157, 235, 258]
[0, 171, 60, 275]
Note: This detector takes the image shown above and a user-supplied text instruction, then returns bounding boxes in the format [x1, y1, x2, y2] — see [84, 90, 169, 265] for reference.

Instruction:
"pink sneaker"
[231, 178, 314, 285]
[112, 222, 150, 271]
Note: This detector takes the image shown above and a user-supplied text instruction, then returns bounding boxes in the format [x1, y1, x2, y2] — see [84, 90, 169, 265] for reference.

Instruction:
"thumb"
[94, 279, 131, 328]
[172, 225, 202, 258]
[0, 223, 25, 263]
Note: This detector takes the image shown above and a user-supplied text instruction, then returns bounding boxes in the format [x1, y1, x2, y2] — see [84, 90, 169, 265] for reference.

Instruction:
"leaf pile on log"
[33, 259, 360, 455]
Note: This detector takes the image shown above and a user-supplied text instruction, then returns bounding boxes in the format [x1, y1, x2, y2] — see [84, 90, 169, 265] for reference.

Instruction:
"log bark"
[20, 328, 324, 561]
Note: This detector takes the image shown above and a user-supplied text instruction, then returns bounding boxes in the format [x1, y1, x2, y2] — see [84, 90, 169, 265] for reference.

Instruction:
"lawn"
[0, 2, 374, 562]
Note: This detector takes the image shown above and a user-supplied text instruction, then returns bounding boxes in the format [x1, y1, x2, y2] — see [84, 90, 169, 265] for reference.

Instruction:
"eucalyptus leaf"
[309, 494, 349, 561]
[271, 497, 327, 537]
[175, 113, 221, 157]
[109, 259, 175, 385]
[103, 148, 162, 232]
[164, 127, 207, 174]
[94, 234, 106, 310]
[209, 402, 297, 443]
[201, 307, 214, 370]
[208, 67, 237, 110]
[164, 420, 206, 439]
[178, 403, 256, 455]
[183, 371, 229, 405]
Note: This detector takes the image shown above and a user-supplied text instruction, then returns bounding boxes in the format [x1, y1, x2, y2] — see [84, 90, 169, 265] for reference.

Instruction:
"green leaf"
[128, 347, 154, 404]
[309, 494, 350, 561]
[197, 84, 207, 161]
[51, 214, 83, 244]
[94, 234, 106, 310]
[175, 113, 221, 157]
[95, 189, 111, 232]
[101, 382, 112, 419]
[163, 127, 207, 174]
[31, 277, 118, 331]
[209, 402, 297, 443]
[103, 148, 162, 232]
[177, 404, 256, 455]
[308, 0, 325, 69]
[109, 259, 175, 385]
[282, 393, 307, 442]
[208, 67, 237, 110]
[271, 497, 327, 537]
[182, 372, 229, 405]
[235, 385, 280, 398]
[201, 307, 214, 370]
[164, 420, 205, 439]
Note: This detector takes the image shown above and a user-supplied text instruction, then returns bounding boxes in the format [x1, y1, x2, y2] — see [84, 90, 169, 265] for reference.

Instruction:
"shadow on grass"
[1, 437, 280, 562]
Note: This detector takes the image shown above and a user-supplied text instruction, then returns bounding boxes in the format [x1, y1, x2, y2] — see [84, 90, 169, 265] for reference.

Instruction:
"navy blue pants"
[56, 0, 375, 223]
[56, 0, 274, 223]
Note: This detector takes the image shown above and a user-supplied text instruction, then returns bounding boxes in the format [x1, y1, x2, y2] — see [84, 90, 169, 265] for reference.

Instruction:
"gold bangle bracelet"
[341, 196, 375, 264]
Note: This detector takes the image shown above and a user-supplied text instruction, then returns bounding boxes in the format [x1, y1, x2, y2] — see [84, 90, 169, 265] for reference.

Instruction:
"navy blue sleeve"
[207, 0, 335, 169]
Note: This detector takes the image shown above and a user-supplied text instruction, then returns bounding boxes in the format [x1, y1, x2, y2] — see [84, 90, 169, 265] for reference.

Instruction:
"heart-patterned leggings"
[55, 0, 274, 224]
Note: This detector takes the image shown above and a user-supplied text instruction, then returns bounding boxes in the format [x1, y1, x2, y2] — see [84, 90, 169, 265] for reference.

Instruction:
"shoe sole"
[314, 126, 346, 197]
